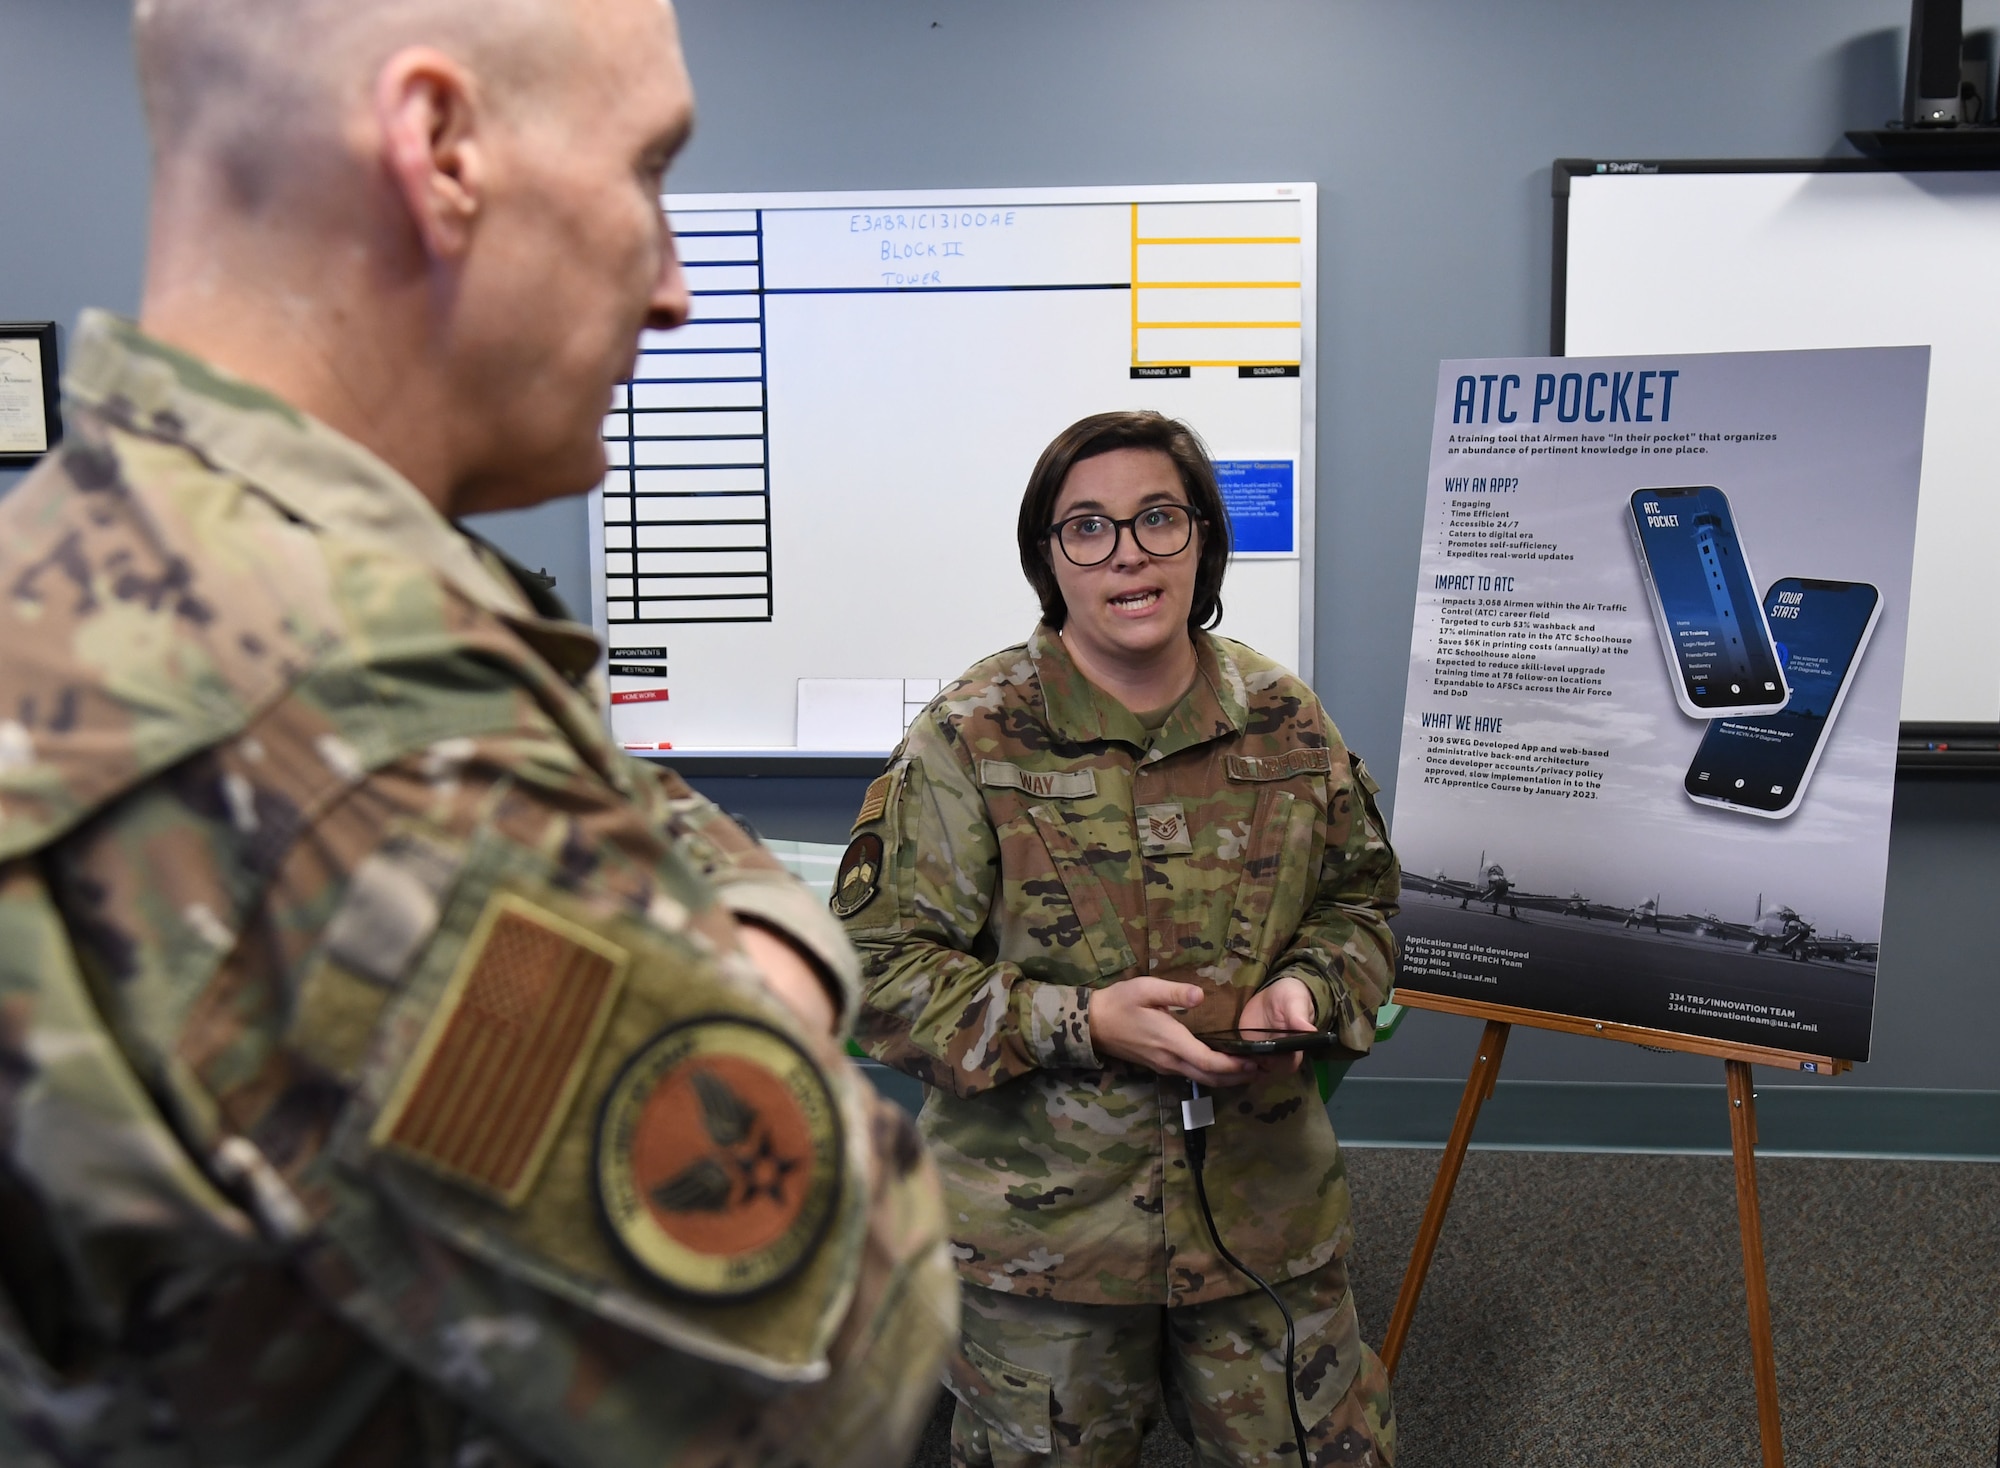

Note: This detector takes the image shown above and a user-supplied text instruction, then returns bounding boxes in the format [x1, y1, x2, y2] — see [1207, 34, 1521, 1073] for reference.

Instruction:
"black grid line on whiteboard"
[600, 210, 774, 625]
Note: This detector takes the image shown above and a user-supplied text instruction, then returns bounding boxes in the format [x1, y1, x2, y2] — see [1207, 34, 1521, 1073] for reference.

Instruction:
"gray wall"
[0, 0, 148, 495]
[4, 0, 1995, 1095]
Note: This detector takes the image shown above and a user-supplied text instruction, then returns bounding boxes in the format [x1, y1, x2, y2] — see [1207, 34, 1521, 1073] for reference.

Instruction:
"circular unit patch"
[829, 833, 883, 919]
[595, 1016, 842, 1300]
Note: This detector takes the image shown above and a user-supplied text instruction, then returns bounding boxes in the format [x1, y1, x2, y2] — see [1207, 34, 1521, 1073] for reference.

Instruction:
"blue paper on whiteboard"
[1215, 460, 1295, 554]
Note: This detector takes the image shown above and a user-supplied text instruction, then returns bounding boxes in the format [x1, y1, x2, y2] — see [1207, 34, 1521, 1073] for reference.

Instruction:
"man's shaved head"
[135, 0, 586, 206]
[134, 0, 695, 516]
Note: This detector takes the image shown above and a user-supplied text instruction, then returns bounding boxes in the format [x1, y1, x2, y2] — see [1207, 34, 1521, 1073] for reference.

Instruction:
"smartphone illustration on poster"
[1626, 486, 1790, 718]
[1683, 578, 1881, 819]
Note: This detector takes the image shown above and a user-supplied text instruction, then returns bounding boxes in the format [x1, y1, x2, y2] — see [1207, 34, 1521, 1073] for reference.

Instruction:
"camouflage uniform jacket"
[0, 313, 953, 1467]
[844, 626, 1399, 1307]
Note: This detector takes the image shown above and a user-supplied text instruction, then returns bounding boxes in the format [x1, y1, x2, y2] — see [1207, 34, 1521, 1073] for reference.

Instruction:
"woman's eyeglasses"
[1048, 503, 1198, 567]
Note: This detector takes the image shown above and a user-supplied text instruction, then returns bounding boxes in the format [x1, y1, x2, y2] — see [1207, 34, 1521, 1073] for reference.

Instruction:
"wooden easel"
[1377, 990, 1851, 1468]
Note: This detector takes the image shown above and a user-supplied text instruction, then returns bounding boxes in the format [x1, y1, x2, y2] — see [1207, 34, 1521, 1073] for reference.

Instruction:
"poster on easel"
[1388, 347, 1928, 1065]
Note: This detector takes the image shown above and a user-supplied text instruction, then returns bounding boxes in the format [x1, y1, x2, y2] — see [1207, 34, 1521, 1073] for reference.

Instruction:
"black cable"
[1183, 1089, 1315, 1467]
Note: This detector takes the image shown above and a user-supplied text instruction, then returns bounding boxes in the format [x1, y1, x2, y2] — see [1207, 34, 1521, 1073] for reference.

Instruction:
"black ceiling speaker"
[1905, 0, 1965, 126]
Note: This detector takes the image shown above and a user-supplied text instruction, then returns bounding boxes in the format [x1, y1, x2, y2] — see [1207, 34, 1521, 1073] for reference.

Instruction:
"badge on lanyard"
[1137, 801, 1194, 856]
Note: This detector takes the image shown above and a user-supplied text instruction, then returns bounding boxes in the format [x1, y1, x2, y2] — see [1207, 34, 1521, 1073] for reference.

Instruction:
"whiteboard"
[1559, 162, 2000, 726]
[589, 182, 1316, 755]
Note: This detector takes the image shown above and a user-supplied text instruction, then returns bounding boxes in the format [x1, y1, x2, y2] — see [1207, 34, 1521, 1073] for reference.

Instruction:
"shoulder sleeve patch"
[829, 832, 884, 919]
[370, 893, 628, 1206]
[1225, 748, 1334, 782]
[978, 760, 1098, 799]
[853, 771, 893, 828]
[593, 1016, 842, 1300]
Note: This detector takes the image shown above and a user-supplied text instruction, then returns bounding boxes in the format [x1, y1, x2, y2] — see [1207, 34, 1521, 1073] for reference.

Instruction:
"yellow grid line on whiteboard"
[1129, 211, 1302, 368]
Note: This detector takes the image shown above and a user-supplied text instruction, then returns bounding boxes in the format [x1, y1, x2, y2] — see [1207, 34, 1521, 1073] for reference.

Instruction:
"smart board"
[1556, 159, 2000, 726]
[589, 183, 1316, 756]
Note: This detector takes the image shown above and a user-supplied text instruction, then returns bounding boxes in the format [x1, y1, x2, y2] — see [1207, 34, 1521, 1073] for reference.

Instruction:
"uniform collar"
[1028, 624, 1247, 756]
[64, 312, 581, 650]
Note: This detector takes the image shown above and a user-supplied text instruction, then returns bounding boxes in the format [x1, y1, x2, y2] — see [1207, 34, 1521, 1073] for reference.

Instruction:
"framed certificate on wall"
[0, 322, 61, 465]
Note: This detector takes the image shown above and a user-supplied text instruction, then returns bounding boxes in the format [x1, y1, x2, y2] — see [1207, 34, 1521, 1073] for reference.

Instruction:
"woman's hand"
[1089, 977, 1264, 1087]
[1237, 975, 1318, 1075]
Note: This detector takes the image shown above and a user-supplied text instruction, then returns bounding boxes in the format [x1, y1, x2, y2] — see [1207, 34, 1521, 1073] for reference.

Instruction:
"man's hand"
[1238, 974, 1318, 1075]
[737, 920, 840, 1036]
[1089, 977, 1264, 1087]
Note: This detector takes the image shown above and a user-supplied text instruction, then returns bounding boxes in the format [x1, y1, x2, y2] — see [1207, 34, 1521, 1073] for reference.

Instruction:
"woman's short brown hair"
[1015, 411, 1232, 633]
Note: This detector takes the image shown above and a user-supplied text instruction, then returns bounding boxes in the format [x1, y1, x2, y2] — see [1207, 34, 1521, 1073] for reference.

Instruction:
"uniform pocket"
[1223, 788, 1292, 959]
[1293, 1262, 1365, 1428]
[947, 1337, 1055, 1455]
[1223, 788, 1322, 966]
[1022, 805, 1137, 978]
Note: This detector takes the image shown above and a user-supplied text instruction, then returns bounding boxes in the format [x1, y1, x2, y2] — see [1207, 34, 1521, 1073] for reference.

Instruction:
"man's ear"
[374, 47, 486, 260]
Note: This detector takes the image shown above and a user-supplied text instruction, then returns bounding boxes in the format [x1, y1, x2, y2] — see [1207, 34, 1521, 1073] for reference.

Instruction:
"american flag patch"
[853, 772, 893, 828]
[371, 893, 628, 1205]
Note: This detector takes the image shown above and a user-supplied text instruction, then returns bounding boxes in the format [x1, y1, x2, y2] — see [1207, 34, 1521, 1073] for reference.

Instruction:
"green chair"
[1316, 999, 1405, 1101]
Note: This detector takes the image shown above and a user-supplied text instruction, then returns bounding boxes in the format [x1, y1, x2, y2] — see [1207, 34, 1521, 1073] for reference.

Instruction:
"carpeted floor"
[904, 1148, 2000, 1466]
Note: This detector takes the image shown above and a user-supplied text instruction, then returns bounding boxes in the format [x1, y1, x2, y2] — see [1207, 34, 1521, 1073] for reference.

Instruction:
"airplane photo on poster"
[1404, 857, 1877, 966]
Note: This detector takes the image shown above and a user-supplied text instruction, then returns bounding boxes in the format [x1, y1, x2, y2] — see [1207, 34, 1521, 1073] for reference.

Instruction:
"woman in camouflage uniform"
[836, 411, 1402, 1467]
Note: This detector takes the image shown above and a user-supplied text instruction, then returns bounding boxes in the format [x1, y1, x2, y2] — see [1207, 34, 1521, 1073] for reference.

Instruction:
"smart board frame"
[1551, 156, 2000, 762]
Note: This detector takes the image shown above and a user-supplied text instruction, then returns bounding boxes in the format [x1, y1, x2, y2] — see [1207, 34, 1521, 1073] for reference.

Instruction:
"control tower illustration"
[1693, 511, 1756, 685]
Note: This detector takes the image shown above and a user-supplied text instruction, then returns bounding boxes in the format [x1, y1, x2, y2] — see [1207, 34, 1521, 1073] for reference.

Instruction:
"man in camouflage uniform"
[0, 1, 953, 1463]
[838, 413, 1401, 1468]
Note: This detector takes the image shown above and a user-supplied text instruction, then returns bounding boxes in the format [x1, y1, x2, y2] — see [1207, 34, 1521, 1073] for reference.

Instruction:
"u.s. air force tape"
[593, 1016, 842, 1300]
[829, 832, 883, 918]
